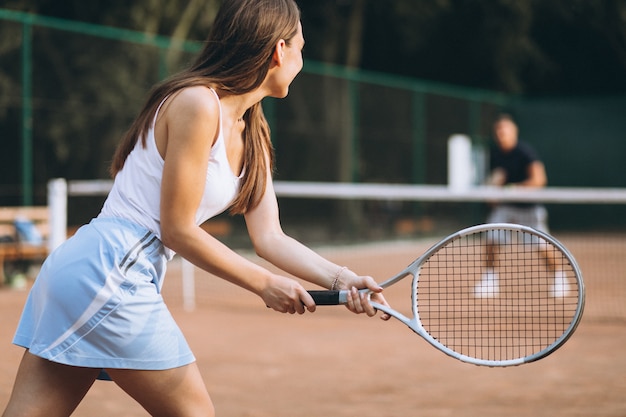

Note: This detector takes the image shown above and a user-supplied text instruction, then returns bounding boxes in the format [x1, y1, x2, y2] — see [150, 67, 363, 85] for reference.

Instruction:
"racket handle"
[308, 290, 345, 305]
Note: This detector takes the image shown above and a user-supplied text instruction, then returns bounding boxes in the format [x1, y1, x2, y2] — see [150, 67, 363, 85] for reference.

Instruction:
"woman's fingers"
[346, 287, 377, 316]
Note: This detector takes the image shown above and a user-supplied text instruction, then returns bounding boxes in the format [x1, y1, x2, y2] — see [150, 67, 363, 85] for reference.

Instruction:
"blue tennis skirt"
[12, 217, 195, 378]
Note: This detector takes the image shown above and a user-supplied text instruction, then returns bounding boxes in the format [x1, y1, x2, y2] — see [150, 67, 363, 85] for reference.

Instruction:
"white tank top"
[99, 89, 242, 259]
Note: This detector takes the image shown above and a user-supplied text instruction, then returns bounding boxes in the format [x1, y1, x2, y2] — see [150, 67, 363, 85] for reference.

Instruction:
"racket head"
[407, 223, 584, 367]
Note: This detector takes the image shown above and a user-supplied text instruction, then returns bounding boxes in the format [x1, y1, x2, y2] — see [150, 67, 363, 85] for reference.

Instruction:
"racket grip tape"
[308, 290, 342, 305]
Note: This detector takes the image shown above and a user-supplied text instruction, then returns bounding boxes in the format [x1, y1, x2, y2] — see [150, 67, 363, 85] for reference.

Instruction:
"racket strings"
[416, 228, 580, 362]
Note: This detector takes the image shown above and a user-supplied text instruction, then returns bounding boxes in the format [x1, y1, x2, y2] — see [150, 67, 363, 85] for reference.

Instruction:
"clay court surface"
[1, 237, 625, 416]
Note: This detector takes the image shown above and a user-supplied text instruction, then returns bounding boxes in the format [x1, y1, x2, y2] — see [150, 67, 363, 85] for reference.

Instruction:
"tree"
[0, 0, 219, 204]
[1, 0, 625, 206]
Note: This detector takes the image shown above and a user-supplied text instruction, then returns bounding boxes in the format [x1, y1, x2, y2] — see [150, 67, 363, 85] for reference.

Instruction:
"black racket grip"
[308, 290, 341, 305]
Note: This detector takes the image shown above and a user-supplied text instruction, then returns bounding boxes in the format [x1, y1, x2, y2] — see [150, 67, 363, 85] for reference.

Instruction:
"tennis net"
[57, 179, 626, 321]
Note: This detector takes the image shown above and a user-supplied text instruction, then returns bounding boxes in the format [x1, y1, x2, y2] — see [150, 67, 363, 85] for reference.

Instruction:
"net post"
[47, 178, 68, 252]
[181, 257, 196, 311]
[448, 134, 473, 191]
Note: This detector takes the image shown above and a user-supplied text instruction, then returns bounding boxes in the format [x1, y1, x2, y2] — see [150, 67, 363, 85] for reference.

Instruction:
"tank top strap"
[151, 96, 169, 129]
[207, 88, 223, 142]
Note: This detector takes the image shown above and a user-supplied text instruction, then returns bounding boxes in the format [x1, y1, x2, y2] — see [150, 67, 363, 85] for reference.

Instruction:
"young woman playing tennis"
[2, 1, 388, 416]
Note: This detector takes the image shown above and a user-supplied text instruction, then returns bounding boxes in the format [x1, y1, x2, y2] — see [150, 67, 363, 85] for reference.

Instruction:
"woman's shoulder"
[165, 85, 220, 119]
[156, 85, 222, 147]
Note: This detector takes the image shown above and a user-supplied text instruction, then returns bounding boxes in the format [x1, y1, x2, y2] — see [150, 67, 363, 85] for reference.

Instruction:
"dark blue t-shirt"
[490, 142, 539, 185]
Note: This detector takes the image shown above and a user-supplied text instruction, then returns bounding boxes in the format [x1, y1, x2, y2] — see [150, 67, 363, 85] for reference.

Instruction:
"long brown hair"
[109, 0, 301, 214]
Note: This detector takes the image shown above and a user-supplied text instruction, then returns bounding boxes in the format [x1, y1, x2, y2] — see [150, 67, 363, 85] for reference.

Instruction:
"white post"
[47, 178, 68, 252]
[181, 257, 196, 311]
[448, 134, 473, 191]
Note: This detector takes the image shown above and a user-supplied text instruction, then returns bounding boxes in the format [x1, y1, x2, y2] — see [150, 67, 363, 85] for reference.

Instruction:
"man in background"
[474, 113, 567, 297]
[486, 113, 548, 225]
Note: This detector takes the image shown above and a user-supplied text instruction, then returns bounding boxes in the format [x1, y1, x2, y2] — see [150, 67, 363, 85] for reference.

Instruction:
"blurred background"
[1, 6, 625, 414]
[1, 0, 625, 244]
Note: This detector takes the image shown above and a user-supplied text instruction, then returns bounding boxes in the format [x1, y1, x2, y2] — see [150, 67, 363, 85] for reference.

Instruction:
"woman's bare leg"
[107, 363, 214, 417]
[2, 350, 99, 417]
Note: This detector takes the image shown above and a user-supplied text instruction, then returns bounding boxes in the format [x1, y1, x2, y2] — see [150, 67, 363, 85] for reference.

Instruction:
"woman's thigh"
[3, 350, 100, 417]
[107, 363, 214, 417]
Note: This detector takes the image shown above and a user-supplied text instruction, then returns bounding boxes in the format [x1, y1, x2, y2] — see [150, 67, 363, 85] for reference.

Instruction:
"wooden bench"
[0, 206, 50, 286]
[0, 206, 233, 286]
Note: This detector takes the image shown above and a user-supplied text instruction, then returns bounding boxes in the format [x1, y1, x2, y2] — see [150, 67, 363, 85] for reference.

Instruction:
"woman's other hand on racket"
[344, 275, 391, 321]
[262, 274, 317, 315]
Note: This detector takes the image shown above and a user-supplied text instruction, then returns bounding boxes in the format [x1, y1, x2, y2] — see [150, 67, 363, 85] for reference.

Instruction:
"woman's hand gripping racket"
[309, 223, 585, 367]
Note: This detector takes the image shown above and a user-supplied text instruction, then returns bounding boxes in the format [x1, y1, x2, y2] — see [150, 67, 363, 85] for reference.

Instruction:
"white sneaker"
[474, 269, 499, 298]
[550, 270, 569, 297]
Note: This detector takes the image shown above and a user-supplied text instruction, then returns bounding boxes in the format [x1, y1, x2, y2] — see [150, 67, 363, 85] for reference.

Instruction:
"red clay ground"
[1, 240, 624, 417]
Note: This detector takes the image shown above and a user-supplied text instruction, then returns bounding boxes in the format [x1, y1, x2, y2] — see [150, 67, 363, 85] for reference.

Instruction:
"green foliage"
[0, 0, 625, 205]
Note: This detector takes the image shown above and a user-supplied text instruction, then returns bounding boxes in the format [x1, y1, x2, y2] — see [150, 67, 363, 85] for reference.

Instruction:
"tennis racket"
[309, 223, 585, 367]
